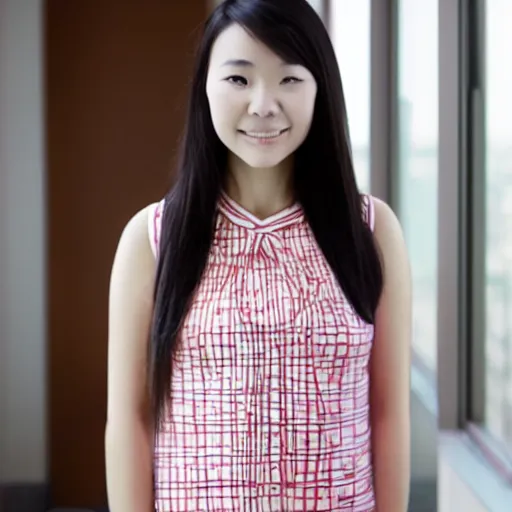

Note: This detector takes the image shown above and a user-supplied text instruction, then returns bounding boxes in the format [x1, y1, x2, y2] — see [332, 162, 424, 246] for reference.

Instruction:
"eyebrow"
[221, 59, 254, 67]
[221, 59, 297, 68]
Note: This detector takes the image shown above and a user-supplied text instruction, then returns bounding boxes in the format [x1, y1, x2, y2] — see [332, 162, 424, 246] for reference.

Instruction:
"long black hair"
[149, 0, 383, 429]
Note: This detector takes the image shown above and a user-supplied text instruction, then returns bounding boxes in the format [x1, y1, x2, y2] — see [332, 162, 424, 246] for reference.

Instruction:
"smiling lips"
[238, 127, 290, 143]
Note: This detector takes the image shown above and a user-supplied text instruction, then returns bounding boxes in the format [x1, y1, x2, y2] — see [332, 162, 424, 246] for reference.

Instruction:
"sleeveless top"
[148, 193, 376, 512]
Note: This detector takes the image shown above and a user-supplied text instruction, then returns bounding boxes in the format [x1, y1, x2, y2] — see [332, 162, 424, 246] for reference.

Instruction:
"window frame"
[340, 0, 512, 496]
[436, 0, 512, 484]
[436, 0, 466, 431]
[328, 0, 512, 505]
[465, 0, 512, 480]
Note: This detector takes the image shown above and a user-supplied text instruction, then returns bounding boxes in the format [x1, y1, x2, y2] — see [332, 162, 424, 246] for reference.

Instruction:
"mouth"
[238, 128, 290, 141]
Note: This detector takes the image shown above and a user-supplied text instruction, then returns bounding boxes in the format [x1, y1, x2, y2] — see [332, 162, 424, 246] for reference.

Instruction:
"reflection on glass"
[484, 0, 512, 449]
[330, 0, 371, 193]
[397, 0, 438, 372]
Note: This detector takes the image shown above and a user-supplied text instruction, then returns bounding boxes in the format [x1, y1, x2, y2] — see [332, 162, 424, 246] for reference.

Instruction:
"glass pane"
[330, 0, 371, 193]
[484, 0, 512, 449]
[397, 0, 438, 372]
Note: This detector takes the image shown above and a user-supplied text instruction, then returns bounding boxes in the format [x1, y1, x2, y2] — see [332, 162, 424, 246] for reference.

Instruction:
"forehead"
[209, 24, 284, 67]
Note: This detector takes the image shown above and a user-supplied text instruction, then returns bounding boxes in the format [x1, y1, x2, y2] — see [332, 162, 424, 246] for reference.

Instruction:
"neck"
[224, 153, 295, 220]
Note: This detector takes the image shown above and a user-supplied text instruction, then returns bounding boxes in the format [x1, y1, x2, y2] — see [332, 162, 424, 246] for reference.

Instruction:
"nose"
[248, 86, 280, 118]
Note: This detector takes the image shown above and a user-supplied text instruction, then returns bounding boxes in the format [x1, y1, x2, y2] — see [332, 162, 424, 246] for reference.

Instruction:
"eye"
[225, 75, 248, 87]
[281, 76, 303, 85]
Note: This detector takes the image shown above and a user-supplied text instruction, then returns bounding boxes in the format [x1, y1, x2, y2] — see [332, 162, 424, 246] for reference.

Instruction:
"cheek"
[208, 89, 243, 131]
[286, 93, 316, 133]
[302, 89, 318, 124]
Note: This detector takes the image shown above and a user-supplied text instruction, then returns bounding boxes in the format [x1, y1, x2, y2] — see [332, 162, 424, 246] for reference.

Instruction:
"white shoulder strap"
[147, 199, 164, 258]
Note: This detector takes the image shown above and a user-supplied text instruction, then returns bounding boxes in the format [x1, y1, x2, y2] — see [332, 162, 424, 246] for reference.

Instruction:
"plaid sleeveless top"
[148, 193, 376, 511]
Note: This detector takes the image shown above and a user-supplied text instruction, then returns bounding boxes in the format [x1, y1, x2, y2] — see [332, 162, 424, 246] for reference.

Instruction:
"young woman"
[105, 0, 411, 510]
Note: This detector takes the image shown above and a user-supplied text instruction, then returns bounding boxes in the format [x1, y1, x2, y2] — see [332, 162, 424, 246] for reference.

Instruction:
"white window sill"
[439, 430, 512, 512]
[411, 362, 512, 512]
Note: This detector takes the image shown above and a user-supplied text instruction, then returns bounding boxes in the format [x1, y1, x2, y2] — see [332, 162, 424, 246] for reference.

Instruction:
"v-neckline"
[218, 191, 304, 232]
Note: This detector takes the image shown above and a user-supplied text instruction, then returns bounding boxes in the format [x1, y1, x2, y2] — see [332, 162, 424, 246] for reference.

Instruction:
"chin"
[236, 151, 290, 171]
[244, 158, 285, 169]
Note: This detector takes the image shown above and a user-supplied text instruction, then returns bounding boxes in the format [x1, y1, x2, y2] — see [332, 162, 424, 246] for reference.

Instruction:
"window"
[396, 0, 438, 373]
[329, 0, 371, 193]
[484, 0, 512, 450]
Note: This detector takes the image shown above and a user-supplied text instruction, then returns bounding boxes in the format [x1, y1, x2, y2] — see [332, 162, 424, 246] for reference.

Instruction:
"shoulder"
[119, 202, 159, 246]
[370, 196, 406, 253]
[111, 202, 161, 274]
[370, 196, 411, 296]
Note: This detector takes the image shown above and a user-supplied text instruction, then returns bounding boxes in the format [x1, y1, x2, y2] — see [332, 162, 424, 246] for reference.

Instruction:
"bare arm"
[370, 197, 412, 512]
[105, 204, 158, 512]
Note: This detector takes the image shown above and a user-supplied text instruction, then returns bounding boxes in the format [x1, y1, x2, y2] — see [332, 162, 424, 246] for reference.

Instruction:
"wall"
[1, 0, 207, 510]
[0, 0, 46, 488]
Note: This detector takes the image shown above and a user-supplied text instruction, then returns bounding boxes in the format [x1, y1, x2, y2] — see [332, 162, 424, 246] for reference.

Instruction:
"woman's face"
[206, 24, 318, 171]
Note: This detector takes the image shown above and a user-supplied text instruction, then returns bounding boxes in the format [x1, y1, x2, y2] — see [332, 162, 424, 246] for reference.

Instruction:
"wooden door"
[45, 1, 207, 506]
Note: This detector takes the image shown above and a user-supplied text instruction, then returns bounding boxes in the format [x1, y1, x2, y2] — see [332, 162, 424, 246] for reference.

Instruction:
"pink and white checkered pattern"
[149, 193, 376, 511]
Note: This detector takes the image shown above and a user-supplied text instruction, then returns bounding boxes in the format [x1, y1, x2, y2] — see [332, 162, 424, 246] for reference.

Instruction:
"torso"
[150, 193, 376, 511]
